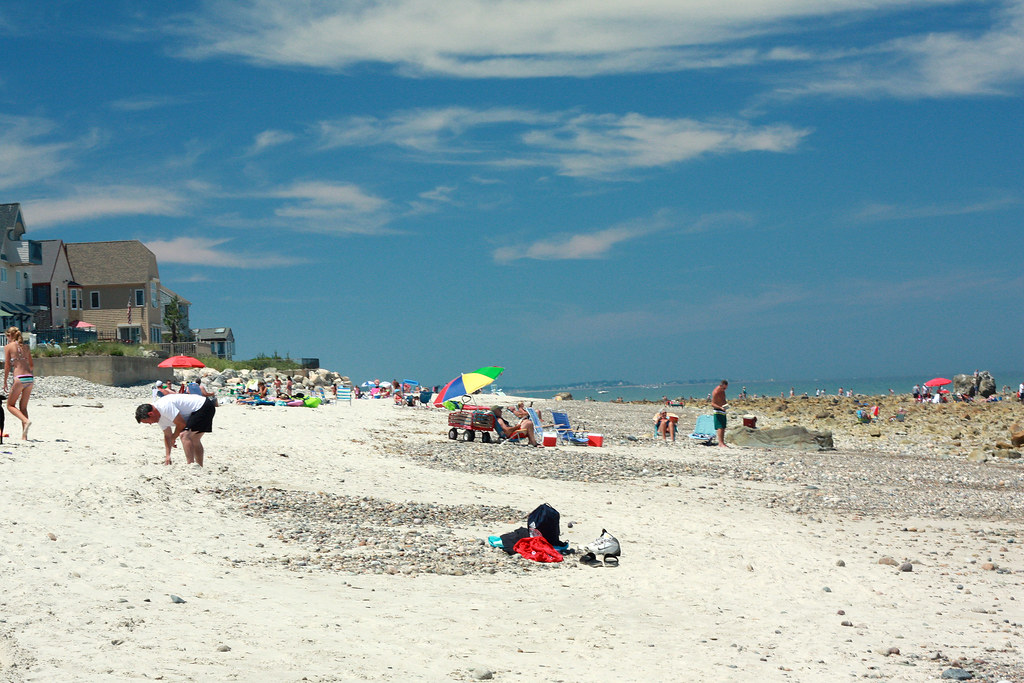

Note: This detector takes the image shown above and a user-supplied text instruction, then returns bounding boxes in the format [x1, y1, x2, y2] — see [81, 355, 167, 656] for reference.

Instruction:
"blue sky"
[2, 1, 1022, 387]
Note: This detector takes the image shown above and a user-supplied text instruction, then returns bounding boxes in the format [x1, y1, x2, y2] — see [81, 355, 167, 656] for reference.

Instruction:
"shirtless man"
[711, 380, 729, 448]
[3, 327, 34, 439]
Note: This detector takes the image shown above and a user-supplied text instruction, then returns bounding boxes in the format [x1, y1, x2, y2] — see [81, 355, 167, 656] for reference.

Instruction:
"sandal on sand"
[579, 552, 602, 567]
[603, 555, 620, 567]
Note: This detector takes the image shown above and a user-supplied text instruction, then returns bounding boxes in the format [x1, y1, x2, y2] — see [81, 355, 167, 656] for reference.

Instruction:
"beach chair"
[336, 386, 352, 405]
[689, 415, 716, 442]
[550, 411, 589, 446]
[526, 407, 555, 444]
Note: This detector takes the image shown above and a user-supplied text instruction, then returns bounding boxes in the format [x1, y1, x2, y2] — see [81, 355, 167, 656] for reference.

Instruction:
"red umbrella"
[924, 377, 951, 387]
[158, 355, 205, 368]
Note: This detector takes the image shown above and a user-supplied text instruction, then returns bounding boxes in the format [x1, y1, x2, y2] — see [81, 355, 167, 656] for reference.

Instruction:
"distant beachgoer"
[286, 377, 293, 395]
[3, 327, 34, 440]
[846, 389, 852, 397]
[838, 387, 844, 396]
[152, 381, 173, 401]
[711, 380, 729, 448]
[135, 393, 217, 466]
[1018, 383, 1023, 402]
[790, 387, 794, 397]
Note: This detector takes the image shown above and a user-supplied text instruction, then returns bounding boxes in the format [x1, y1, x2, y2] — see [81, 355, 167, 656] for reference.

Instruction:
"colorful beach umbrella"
[924, 377, 951, 387]
[157, 355, 206, 369]
[433, 366, 504, 406]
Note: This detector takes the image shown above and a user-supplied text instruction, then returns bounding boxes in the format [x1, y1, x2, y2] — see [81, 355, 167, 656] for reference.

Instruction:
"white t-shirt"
[154, 394, 208, 430]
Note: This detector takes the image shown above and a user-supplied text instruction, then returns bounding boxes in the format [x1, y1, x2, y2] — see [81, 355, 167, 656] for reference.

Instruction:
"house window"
[134, 289, 145, 306]
[0, 269, 6, 283]
[150, 326, 162, 342]
[119, 326, 141, 343]
[151, 285, 158, 308]
[15, 273, 20, 289]
[70, 289, 80, 310]
[90, 291, 100, 308]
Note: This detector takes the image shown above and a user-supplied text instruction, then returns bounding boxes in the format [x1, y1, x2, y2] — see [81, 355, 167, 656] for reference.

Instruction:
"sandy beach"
[1, 385, 1023, 682]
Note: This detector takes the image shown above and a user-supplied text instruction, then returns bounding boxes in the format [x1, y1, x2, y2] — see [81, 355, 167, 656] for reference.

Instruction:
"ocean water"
[500, 372, 1021, 402]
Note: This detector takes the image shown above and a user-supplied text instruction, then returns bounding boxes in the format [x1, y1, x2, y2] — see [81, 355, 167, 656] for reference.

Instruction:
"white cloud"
[494, 224, 648, 262]
[248, 129, 295, 154]
[854, 195, 1020, 222]
[782, 2, 1024, 98]
[0, 116, 74, 190]
[108, 95, 185, 111]
[269, 180, 393, 234]
[146, 236, 304, 268]
[23, 186, 185, 228]
[173, 0, 957, 79]
[318, 107, 808, 177]
[317, 107, 555, 153]
[523, 113, 809, 177]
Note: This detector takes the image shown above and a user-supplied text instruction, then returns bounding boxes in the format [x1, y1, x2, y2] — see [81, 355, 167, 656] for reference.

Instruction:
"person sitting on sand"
[491, 406, 541, 446]
[3, 326, 34, 440]
[653, 408, 678, 441]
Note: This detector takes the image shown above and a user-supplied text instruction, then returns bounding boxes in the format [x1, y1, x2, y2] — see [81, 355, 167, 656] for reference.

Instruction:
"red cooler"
[543, 434, 557, 447]
[742, 415, 757, 428]
[587, 433, 604, 447]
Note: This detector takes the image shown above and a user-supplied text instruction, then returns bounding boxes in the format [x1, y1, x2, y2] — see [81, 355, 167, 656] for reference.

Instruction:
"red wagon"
[447, 405, 496, 442]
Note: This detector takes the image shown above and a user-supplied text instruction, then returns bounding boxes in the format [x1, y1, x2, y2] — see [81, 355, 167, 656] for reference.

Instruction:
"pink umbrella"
[924, 377, 951, 387]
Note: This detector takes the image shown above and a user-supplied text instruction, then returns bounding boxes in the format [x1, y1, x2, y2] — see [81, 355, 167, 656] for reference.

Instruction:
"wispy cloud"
[268, 180, 394, 234]
[172, 0, 958, 79]
[248, 129, 295, 155]
[108, 95, 186, 111]
[494, 223, 652, 263]
[318, 107, 808, 178]
[317, 107, 556, 153]
[523, 113, 809, 177]
[23, 186, 185, 228]
[146, 236, 305, 268]
[0, 115, 75, 190]
[854, 195, 1020, 222]
[781, 2, 1024, 98]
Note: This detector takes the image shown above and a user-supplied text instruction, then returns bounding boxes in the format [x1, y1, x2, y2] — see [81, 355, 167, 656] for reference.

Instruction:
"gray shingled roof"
[194, 327, 233, 340]
[65, 240, 159, 285]
[0, 203, 23, 230]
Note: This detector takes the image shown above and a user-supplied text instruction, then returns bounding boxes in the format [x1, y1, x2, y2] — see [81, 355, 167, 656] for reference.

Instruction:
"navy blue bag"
[527, 503, 562, 547]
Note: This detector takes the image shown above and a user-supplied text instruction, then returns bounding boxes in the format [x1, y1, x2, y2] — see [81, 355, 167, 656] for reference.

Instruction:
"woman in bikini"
[3, 326, 34, 440]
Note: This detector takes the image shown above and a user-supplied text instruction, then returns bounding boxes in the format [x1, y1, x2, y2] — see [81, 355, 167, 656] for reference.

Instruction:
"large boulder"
[977, 371, 996, 397]
[727, 425, 834, 451]
[953, 374, 973, 395]
[954, 371, 997, 397]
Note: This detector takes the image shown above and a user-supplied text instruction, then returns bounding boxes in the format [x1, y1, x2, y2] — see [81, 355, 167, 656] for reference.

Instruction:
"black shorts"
[184, 398, 216, 433]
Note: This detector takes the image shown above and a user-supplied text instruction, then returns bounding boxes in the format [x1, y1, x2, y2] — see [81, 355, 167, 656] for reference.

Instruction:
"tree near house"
[163, 296, 187, 343]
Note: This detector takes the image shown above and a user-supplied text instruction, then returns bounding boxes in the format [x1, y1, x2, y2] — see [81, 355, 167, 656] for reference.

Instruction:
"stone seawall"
[35, 356, 175, 387]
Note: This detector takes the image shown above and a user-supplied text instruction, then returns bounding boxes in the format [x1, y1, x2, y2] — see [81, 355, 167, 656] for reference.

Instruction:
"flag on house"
[127, 298, 133, 324]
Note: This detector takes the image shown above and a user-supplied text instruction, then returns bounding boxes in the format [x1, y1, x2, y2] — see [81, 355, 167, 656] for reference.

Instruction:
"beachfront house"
[64, 240, 176, 344]
[193, 327, 234, 359]
[0, 203, 44, 331]
[28, 239, 78, 330]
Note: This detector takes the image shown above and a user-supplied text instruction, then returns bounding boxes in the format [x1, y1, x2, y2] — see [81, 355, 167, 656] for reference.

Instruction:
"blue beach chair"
[689, 414, 716, 442]
[550, 411, 589, 446]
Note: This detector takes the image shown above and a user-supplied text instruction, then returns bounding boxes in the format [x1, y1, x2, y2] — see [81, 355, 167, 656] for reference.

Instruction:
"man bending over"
[135, 393, 217, 466]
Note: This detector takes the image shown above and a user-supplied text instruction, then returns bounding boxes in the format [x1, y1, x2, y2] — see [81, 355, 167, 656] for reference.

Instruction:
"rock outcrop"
[727, 425, 834, 451]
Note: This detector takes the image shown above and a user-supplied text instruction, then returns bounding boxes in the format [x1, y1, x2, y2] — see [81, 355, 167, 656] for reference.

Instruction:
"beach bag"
[527, 503, 562, 547]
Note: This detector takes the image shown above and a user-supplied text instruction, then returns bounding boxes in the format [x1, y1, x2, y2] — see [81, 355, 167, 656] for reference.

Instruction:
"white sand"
[1, 397, 1021, 682]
